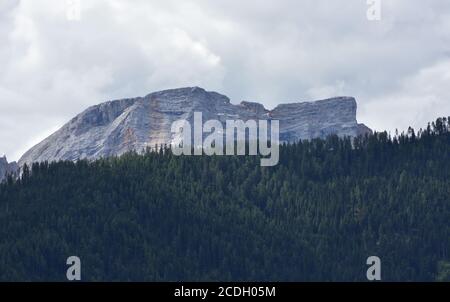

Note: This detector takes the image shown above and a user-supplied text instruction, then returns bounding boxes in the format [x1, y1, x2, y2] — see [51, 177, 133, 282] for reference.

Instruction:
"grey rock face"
[18, 87, 371, 165]
[0, 156, 19, 183]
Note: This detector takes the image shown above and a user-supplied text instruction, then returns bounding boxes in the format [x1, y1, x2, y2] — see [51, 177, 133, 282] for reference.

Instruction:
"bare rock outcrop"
[19, 87, 371, 165]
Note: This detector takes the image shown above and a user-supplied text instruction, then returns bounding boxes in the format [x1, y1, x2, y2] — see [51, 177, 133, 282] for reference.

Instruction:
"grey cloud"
[0, 0, 449, 160]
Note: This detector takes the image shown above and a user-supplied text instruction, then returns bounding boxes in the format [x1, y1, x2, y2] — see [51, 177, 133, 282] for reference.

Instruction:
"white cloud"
[0, 0, 449, 161]
[361, 58, 450, 133]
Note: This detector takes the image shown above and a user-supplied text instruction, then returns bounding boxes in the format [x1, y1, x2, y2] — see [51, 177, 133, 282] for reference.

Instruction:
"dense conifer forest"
[0, 118, 449, 281]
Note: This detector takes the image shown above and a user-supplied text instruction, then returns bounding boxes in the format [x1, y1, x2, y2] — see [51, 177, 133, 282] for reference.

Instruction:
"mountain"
[0, 156, 18, 183]
[18, 87, 371, 165]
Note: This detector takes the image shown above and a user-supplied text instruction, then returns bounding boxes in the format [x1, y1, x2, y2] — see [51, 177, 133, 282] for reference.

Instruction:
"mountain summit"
[18, 87, 371, 165]
[0, 156, 18, 182]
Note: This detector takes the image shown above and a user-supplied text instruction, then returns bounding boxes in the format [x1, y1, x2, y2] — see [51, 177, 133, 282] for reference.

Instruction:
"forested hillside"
[0, 118, 449, 281]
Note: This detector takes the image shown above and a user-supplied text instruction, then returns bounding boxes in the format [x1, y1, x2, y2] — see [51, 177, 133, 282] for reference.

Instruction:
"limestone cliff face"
[0, 156, 18, 183]
[18, 87, 371, 165]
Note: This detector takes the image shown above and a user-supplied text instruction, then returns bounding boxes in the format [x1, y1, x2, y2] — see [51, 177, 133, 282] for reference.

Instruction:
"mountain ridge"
[0, 156, 18, 183]
[18, 87, 371, 165]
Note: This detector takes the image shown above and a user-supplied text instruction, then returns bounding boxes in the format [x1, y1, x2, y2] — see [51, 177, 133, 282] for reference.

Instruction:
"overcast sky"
[1, 0, 449, 161]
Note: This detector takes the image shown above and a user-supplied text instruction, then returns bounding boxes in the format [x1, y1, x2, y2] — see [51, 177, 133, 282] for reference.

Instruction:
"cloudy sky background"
[1, 0, 449, 161]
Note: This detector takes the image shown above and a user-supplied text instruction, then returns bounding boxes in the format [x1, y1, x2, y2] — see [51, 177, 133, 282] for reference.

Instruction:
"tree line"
[0, 118, 449, 281]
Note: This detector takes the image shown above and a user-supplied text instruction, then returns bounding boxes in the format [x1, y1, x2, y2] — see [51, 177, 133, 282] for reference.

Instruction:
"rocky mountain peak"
[0, 156, 19, 183]
[18, 87, 371, 165]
